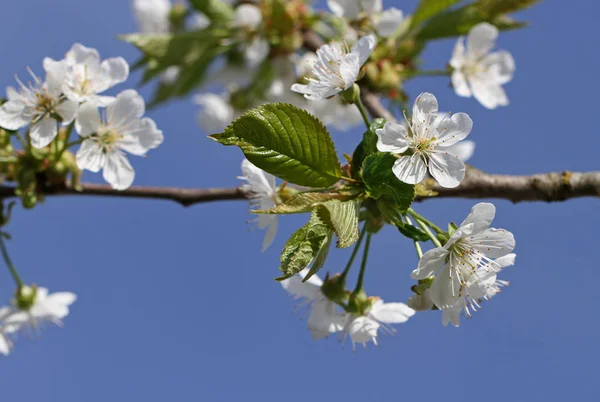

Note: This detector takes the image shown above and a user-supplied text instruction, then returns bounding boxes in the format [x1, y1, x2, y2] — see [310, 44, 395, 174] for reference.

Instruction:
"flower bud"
[346, 289, 370, 315]
[320, 273, 349, 304]
[340, 83, 361, 104]
[14, 284, 37, 311]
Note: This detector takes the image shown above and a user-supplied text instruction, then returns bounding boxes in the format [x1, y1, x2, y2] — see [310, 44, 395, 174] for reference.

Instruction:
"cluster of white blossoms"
[0, 285, 76, 356]
[0, 43, 163, 190]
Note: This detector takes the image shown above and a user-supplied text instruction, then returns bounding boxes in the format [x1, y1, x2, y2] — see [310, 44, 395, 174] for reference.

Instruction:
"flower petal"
[469, 228, 515, 259]
[107, 90, 145, 129]
[412, 92, 439, 132]
[30, 117, 58, 148]
[451, 70, 472, 97]
[348, 316, 379, 344]
[442, 303, 462, 327]
[340, 53, 360, 88]
[56, 100, 79, 125]
[43, 57, 67, 94]
[351, 34, 377, 66]
[460, 202, 495, 234]
[392, 154, 427, 185]
[375, 8, 403, 37]
[95, 57, 129, 93]
[75, 103, 101, 137]
[0, 100, 29, 130]
[430, 264, 461, 309]
[470, 78, 509, 109]
[103, 151, 135, 190]
[435, 113, 473, 147]
[466, 22, 498, 58]
[307, 300, 345, 340]
[370, 301, 415, 324]
[482, 50, 515, 85]
[446, 140, 475, 162]
[407, 289, 434, 311]
[412, 247, 448, 279]
[245, 38, 270, 69]
[449, 37, 466, 69]
[260, 216, 278, 252]
[280, 271, 322, 300]
[76, 139, 105, 172]
[429, 151, 466, 188]
[376, 121, 410, 153]
[119, 117, 164, 156]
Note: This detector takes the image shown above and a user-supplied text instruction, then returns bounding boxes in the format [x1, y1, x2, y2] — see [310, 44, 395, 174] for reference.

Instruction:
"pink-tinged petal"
[29, 117, 58, 148]
[376, 121, 409, 153]
[469, 228, 515, 259]
[75, 103, 101, 137]
[103, 151, 135, 190]
[430, 264, 461, 309]
[392, 154, 427, 185]
[451, 70, 471, 97]
[466, 22, 498, 58]
[460, 203, 496, 234]
[76, 139, 105, 172]
[412, 247, 447, 279]
[369, 301, 415, 324]
[429, 151, 466, 188]
[435, 112, 473, 147]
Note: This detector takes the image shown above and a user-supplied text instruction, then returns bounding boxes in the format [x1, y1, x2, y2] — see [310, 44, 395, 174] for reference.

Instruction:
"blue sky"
[1, 0, 599, 401]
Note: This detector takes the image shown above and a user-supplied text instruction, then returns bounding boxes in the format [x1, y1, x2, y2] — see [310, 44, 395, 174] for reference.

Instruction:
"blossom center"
[93, 126, 122, 153]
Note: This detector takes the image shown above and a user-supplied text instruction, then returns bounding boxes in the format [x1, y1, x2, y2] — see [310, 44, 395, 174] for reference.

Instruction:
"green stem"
[340, 176, 361, 184]
[340, 224, 368, 281]
[414, 218, 442, 248]
[407, 208, 444, 234]
[56, 122, 77, 160]
[353, 232, 372, 293]
[409, 69, 450, 78]
[404, 215, 423, 258]
[354, 95, 371, 129]
[0, 234, 23, 288]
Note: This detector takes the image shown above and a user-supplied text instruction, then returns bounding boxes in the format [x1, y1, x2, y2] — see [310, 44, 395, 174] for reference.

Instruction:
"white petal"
[0, 100, 29, 130]
[351, 34, 377, 67]
[103, 151, 135, 190]
[245, 38, 270, 68]
[446, 140, 475, 162]
[460, 202, 495, 233]
[451, 70, 471, 97]
[261, 216, 278, 252]
[307, 300, 345, 340]
[376, 121, 410, 153]
[482, 50, 515, 85]
[119, 117, 164, 156]
[76, 139, 105, 172]
[430, 264, 460, 309]
[392, 154, 427, 185]
[29, 117, 58, 148]
[466, 22, 498, 58]
[194, 93, 234, 133]
[406, 289, 434, 311]
[412, 247, 447, 279]
[340, 53, 360, 88]
[107, 90, 145, 129]
[55, 100, 78, 125]
[449, 37, 466, 69]
[46, 292, 77, 307]
[348, 316, 379, 344]
[234, 4, 262, 28]
[43, 58, 67, 94]
[469, 228, 515, 259]
[442, 304, 462, 327]
[493, 253, 516, 268]
[66, 43, 101, 68]
[435, 112, 473, 147]
[75, 103, 102, 137]
[327, 0, 360, 19]
[370, 301, 415, 324]
[428, 151, 466, 188]
[86, 95, 117, 107]
[280, 273, 322, 300]
[470, 79, 509, 109]
[240, 159, 276, 195]
[375, 8, 403, 37]
[95, 58, 130, 93]
[412, 92, 439, 127]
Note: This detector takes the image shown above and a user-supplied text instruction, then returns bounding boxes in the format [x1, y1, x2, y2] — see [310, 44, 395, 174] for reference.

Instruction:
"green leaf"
[417, 0, 539, 40]
[277, 212, 333, 281]
[210, 103, 342, 187]
[304, 233, 333, 282]
[255, 191, 357, 214]
[351, 118, 386, 180]
[315, 200, 360, 248]
[362, 153, 415, 213]
[188, 0, 234, 22]
[397, 222, 431, 242]
[411, 0, 463, 28]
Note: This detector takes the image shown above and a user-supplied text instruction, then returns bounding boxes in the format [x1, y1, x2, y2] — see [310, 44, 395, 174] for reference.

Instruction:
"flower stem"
[407, 208, 444, 234]
[409, 69, 450, 78]
[355, 95, 371, 129]
[340, 224, 368, 281]
[353, 232, 372, 293]
[414, 218, 442, 248]
[340, 176, 361, 184]
[56, 122, 77, 160]
[0, 234, 23, 288]
[404, 215, 423, 258]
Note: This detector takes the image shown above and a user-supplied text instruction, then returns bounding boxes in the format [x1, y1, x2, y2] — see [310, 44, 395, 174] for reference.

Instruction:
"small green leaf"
[411, 0, 463, 28]
[255, 191, 357, 215]
[304, 233, 333, 282]
[315, 200, 360, 248]
[397, 222, 431, 242]
[188, 0, 234, 22]
[351, 118, 385, 180]
[210, 103, 342, 187]
[277, 212, 333, 281]
[362, 153, 415, 213]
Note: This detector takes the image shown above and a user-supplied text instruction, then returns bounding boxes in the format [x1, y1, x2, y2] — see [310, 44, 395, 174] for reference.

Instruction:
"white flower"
[375, 8, 404, 38]
[2, 286, 77, 333]
[308, 99, 363, 132]
[406, 288, 434, 311]
[239, 159, 278, 251]
[280, 269, 346, 340]
[450, 22, 515, 109]
[327, 0, 382, 20]
[45, 43, 129, 107]
[291, 35, 376, 101]
[194, 93, 235, 133]
[132, 0, 172, 33]
[75, 90, 164, 190]
[375, 92, 473, 188]
[442, 254, 516, 327]
[0, 307, 17, 356]
[0, 68, 78, 148]
[342, 299, 415, 350]
[412, 203, 516, 311]
[233, 4, 269, 68]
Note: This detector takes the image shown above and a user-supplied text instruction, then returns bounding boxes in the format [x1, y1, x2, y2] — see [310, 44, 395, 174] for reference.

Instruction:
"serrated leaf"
[210, 103, 342, 187]
[189, 0, 234, 22]
[277, 212, 333, 281]
[255, 191, 356, 214]
[304, 233, 333, 282]
[397, 222, 431, 242]
[362, 153, 415, 213]
[351, 118, 386, 180]
[315, 200, 360, 248]
[411, 0, 463, 28]
[417, 0, 539, 40]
